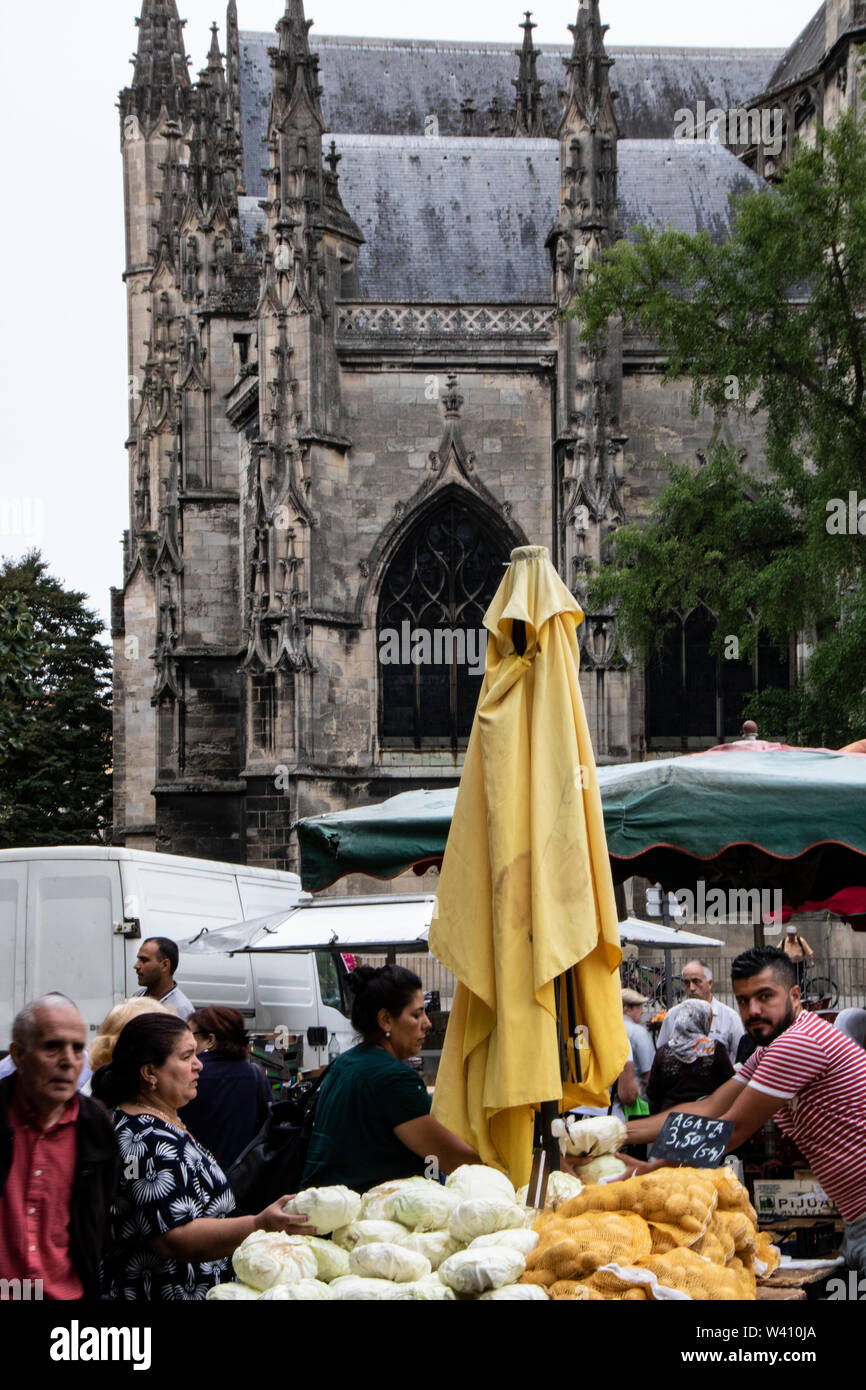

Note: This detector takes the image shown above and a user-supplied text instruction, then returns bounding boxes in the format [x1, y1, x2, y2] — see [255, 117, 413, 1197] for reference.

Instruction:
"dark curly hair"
[731, 946, 797, 990]
[344, 964, 424, 1043]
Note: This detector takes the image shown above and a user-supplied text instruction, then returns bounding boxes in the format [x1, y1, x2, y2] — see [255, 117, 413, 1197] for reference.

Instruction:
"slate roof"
[763, 3, 827, 93]
[238, 136, 766, 303]
[238, 32, 783, 197]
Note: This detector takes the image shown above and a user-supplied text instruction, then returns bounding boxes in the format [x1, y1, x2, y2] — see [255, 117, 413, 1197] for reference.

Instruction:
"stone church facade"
[112, 0, 848, 870]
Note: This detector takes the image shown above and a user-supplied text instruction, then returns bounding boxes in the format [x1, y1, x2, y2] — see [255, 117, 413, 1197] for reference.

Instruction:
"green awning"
[296, 748, 866, 898]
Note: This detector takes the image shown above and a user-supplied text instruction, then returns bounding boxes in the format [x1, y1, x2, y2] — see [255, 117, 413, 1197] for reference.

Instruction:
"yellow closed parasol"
[430, 545, 628, 1189]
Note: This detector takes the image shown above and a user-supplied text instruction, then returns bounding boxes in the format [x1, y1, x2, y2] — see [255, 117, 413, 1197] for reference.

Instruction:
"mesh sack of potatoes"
[520, 1267, 558, 1288]
[526, 1211, 652, 1281]
[580, 1267, 652, 1300]
[637, 1247, 756, 1300]
[752, 1231, 782, 1278]
[704, 1166, 758, 1220]
[692, 1221, 736, 1265]
[558, 1168, 717, 1240]
[548, 1279, 595, 1301]
[709, 1208, 756, 1259]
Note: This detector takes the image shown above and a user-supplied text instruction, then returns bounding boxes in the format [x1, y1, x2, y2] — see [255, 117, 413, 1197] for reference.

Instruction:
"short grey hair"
[684, 959, 713, 985]
[11, 994, 82, 1050]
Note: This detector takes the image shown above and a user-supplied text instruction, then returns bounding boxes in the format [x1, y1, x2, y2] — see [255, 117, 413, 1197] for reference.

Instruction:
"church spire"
[270, 0, 325, 130]
[206, 21, 224, 80]
[563, 0, 615, 130]
[226, 0, 244, 192]
[125, 0, 191, 127]
[512, 11, 546, 137]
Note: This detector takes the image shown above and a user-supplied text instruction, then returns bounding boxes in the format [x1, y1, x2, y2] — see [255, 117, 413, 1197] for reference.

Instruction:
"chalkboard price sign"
[648, 1112, 735, 1167]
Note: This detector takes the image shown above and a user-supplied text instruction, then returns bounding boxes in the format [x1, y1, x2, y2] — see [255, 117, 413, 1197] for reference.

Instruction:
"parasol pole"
[512, 615, 562, 1190]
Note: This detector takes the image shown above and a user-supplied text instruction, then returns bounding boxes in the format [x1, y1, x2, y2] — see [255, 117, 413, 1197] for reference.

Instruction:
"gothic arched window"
[377, 497, 511, 750]
[645, 605, 790, 749]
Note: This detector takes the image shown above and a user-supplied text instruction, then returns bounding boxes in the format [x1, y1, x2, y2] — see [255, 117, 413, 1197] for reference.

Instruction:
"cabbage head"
[232, 1232, 319, 1291]
[259, 1279, 334, 1301]
[205, 1282, 260, 1300]
[580, 1155, 628, 1184]
[389, 1276, 457, 1301]
[446, 1165, 516, 1204]
[283, 1185, 361, 1235]
[384, 1180, 458, 1232]
[332, 1219, 411, 1251]
[550, 1114, 626, 1158]
[438, 1247, 525, 1295]
[348, 1241, 432, 1283]
[328, 1276, 403, 1301]
[469, 1228, 538, 1257]
[284, 1235, 350, 1281]
[448, 1197, 526, 1243]
[403, 1229, 463, 1270]
[360, 1176, 431, 1221]
[545, 1171, 584, 1209]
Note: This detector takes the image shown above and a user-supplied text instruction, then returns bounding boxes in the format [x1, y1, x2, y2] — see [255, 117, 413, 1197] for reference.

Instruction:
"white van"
[0, 847, 355, 1068]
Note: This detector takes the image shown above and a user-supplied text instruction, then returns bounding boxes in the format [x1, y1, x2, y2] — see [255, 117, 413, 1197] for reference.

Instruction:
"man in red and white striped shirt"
[620, 946, 866, 1277]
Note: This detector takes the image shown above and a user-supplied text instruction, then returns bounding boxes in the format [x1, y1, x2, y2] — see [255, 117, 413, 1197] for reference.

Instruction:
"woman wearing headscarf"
[646, 999, 734, 1115]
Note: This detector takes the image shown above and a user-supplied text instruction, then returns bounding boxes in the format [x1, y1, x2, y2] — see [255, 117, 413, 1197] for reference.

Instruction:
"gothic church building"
[113, 0, 854, 869]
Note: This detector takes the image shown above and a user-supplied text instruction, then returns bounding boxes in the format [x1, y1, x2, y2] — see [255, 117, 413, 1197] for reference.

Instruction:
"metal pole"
[663, 947, 674, 1010]
[539, 1099, 561, 1174]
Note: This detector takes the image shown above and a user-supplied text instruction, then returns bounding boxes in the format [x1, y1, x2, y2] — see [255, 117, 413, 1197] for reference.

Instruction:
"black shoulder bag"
[226, 1069, 328, 1214]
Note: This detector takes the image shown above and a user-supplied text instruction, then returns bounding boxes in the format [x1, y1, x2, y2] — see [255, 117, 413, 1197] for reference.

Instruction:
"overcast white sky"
[0, 0, 820, 631]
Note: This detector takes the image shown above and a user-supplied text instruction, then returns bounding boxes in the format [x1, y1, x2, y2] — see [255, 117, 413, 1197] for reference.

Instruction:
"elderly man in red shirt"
[0, 994, 119, 1300]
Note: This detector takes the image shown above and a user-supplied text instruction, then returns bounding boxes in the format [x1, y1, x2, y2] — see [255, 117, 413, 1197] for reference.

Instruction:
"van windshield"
[315, 951, 349, 1016]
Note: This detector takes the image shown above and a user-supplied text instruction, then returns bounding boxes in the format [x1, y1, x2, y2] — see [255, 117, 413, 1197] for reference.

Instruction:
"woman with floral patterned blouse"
[93, 1013, 314, 1300]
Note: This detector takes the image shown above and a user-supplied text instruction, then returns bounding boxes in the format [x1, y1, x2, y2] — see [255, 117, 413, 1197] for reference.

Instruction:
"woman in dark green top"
[302, 965, 478, 1191]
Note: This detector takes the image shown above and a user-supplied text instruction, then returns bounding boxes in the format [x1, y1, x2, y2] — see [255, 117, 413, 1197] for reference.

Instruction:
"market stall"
[295, 745, 866, 931]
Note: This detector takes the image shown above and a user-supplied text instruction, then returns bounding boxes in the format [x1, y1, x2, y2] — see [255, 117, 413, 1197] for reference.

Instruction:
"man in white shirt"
[133, 937, 195, 1020]
[656, 959, 744, 1064]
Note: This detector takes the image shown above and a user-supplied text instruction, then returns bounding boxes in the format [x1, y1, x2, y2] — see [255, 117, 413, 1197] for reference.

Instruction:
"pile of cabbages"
[207, 1165, 584, 1301]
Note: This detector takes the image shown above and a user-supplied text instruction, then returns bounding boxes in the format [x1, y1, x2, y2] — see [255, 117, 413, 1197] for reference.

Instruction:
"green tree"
[0, 591, 49, 753]
[572, 106, 866, 746]
[0, 552, 112, 846]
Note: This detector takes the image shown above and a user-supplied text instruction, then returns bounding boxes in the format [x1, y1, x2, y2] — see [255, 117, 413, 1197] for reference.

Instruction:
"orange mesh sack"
[752, 1231, 782, 1278]
[639, 1247, 756, 1301]
[705, 1167, 757, 1220]
[648, 1223, 682, 1255]
[519, 1267, 557, 1288]
[548, 1279, 593, 1301]
[532, 1212, 653, 1280]
[561, 1168, 716, 1239]
[726, 1256, 758, 1299]
[582, 1267, 651, 1300]
[693, 1217, 737, 1265]
[710, 1209, 756, 1259]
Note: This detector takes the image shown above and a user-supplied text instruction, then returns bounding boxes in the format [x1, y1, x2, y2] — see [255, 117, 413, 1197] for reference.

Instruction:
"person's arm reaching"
[150, 1199, 317, 1261]
[561, 1079, 786, 1179]
[622, 1077, 755, 1148]
[394, 1115, 480, 1175]
[617, 1059, 639, 1107]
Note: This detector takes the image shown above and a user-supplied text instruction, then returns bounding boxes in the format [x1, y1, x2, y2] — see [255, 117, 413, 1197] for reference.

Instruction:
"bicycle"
[798, 963, 839, 1009]
[621, 957, 685, 1010]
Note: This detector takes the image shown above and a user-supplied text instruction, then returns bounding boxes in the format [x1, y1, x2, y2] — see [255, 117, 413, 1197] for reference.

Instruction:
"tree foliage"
[572, 107, 866, 745]
[0, 552, 112, 846]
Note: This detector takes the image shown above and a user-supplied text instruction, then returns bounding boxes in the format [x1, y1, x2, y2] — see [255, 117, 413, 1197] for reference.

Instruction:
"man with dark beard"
[586, 948, 866, 1279]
